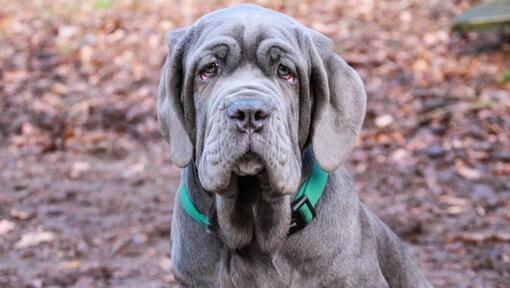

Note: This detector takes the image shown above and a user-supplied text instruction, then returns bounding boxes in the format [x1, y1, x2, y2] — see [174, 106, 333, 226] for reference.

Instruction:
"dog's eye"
[200, 62, 218, 80]
[277, 64, 295, 83]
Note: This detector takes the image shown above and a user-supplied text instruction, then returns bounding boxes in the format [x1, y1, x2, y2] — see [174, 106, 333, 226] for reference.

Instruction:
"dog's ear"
[157, 28, 193, 167]
[308, 31, 367, 172]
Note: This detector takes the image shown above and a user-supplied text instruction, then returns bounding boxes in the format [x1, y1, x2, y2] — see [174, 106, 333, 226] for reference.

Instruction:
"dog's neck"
[182, 149, 315, 254]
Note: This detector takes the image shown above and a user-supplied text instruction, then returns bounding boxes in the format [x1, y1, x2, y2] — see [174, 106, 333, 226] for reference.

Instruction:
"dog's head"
[158, 4, 366, 196]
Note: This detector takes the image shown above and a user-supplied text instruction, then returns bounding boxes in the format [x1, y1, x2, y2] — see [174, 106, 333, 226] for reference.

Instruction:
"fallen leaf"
[456, 165, 481, 180]
[122, 162, 145, 178]
[439, 195, 469, 206]
[10, 208, 33, 220]
[58, 260, 81, 271]
[374, 114, 394, 128]
[15, 230, 55, 249]
[159, 256, 172, 272]
[0, 219, 15, 236]
[447, 206, 465, 215]
[449, 232, 510, 244]
[70, 161, 91, 178]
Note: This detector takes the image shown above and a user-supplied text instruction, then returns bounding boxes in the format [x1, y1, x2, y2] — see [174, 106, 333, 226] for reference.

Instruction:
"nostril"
[237, 111, 246, 122]
[227, 105, 245, 121]
[254, 110, 269, 121]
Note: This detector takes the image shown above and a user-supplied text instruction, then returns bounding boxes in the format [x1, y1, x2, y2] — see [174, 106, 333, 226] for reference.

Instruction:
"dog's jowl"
[158, 4, 433, 288]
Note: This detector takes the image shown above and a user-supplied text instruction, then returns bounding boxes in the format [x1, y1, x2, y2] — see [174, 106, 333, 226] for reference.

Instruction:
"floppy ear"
[157, 28, 193, 167]
[308, 32, 367, 172]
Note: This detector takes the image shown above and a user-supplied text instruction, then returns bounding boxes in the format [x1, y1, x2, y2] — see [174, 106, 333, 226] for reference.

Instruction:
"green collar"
[178, 161, 328, 235]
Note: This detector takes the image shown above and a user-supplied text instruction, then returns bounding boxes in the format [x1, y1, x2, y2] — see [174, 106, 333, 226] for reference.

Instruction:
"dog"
[158, 4, 433, 288]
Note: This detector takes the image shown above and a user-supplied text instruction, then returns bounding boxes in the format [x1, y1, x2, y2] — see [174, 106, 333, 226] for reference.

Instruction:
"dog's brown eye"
[200, 62, 218, 80]
[277, 64, 295, 83]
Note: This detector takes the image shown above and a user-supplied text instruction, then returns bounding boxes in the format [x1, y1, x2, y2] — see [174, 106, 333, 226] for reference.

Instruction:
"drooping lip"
[242, 151, 258, 159]
[233, 151, 265, 176]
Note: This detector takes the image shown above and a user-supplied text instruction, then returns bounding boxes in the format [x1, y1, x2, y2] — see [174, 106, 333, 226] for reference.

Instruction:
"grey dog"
[158, 4, 433, 288]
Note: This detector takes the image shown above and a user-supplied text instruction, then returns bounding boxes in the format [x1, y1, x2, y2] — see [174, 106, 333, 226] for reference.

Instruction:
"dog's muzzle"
[226, 98, 271, 134]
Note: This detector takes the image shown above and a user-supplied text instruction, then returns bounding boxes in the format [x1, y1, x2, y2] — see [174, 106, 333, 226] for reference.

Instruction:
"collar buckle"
[289, 195, 316, 235]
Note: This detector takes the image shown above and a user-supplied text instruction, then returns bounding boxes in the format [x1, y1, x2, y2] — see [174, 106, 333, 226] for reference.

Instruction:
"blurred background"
[0, 0, 509, 287]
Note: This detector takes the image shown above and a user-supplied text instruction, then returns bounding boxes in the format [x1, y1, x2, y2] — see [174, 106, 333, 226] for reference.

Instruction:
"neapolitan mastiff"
[158, 4, 432, 288]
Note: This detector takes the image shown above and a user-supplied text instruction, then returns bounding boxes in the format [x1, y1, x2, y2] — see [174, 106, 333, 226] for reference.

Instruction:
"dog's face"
[159, 5, 366, 196]
[191, 16, 307, 195]
[195, 54, 301, 195]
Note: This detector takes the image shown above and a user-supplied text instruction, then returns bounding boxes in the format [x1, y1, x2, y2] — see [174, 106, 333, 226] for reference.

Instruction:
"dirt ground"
[1, 0, 509, 287]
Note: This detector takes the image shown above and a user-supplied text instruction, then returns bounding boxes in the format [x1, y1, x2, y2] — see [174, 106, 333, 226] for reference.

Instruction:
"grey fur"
[158, 4, 432, 287]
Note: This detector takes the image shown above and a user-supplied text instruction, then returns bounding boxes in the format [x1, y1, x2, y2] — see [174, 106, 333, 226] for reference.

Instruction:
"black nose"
[226, 98, 270, 133]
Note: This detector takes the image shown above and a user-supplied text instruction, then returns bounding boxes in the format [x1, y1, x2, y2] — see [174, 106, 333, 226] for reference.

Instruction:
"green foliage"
[501, 69, 510, 83]
[94, 0, 112, 10]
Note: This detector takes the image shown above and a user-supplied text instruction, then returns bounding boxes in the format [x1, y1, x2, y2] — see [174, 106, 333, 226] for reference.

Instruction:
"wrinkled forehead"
[185, 7, 307, 65]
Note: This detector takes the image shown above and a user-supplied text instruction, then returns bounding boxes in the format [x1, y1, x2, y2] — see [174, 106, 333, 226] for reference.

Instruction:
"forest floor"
[1, 0, 509, 287]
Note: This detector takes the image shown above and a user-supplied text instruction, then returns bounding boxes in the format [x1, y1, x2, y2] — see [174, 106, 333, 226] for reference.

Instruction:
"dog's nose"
[227, 98, 270, 133]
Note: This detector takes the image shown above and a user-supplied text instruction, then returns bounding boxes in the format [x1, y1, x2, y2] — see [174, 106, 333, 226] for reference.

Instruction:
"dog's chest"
[216, 251, 294, 288]
[214, 246, 336, 288]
